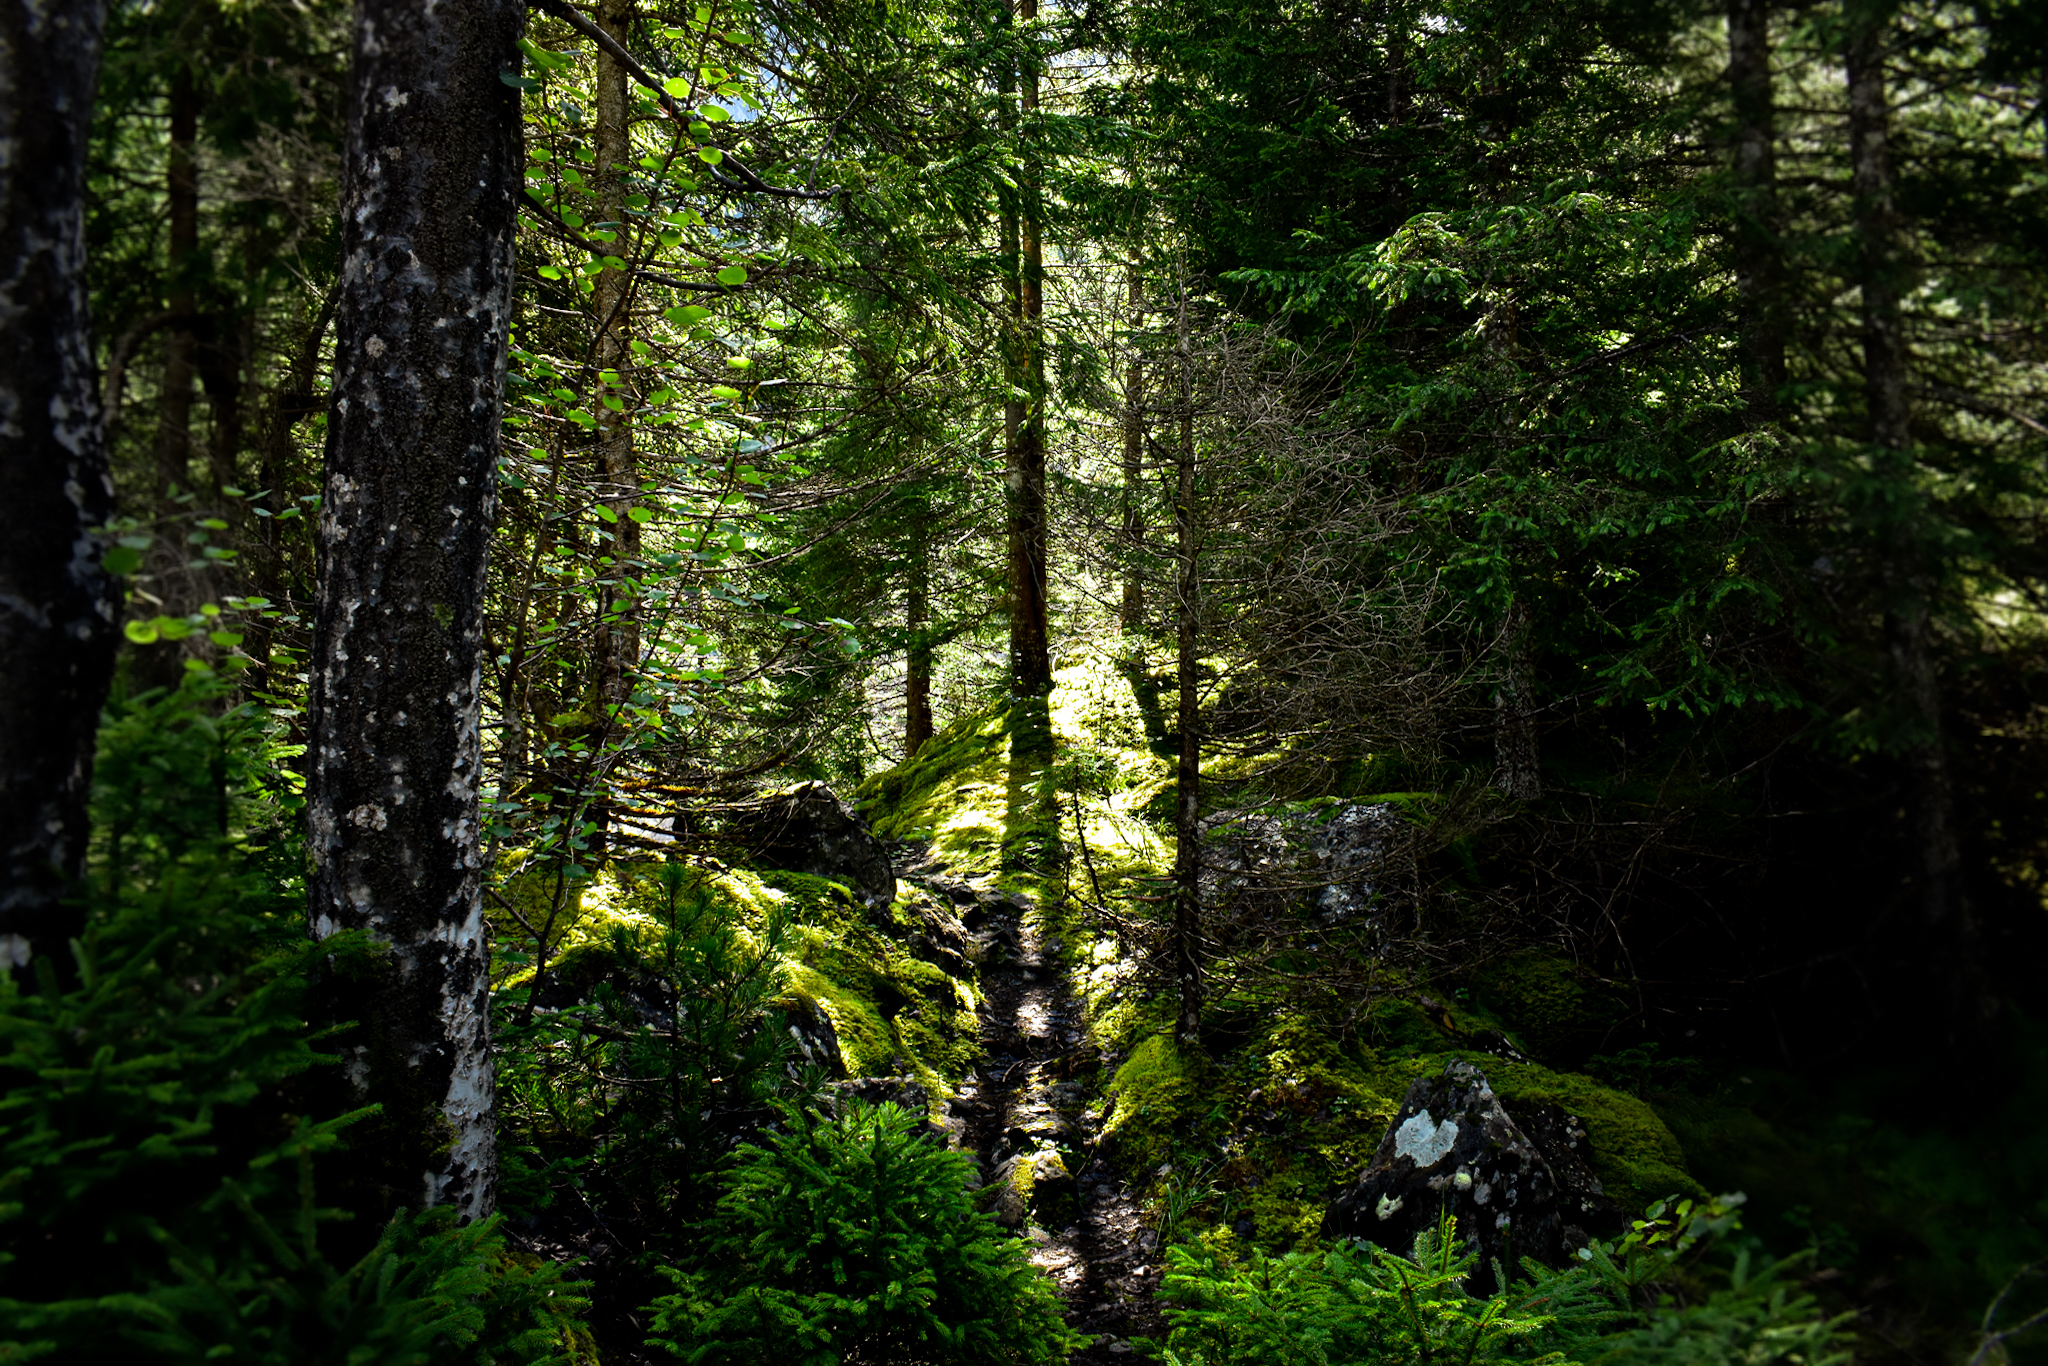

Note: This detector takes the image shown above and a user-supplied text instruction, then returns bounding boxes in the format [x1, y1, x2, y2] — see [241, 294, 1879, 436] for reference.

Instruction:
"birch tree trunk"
[306, 0, 523, 1224]
[0, 0, 117, 976]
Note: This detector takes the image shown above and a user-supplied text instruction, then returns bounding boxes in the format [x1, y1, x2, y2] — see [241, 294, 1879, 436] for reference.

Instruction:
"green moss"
[1247, 1176, 1325, 1254]
[1467, 951, 1628, 1063]
[1101, 1033, 1198, 1171]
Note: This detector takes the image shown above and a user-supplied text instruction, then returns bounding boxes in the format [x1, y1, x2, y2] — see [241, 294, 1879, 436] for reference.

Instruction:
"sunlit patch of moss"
[490, 852, 981, 1102]
[784, 962, 895, 1077]
[1246, 1176, 1325, 1254]
[857, 707, 1015, 881]
[1101, 1033, 1197, 1172]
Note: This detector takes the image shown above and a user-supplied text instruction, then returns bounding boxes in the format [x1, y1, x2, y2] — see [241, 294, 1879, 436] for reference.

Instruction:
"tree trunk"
[156, 65, 199, 499]
[906, 516, 934, 758]
[1004, 0, 1050, 696]
[1845, 10, 1981, 1030]
[587, 0, 640, 860]
[1492, 596, 1540, 799]
[1119, 258, 1145, 633]
[0, 0, 117, 976]
[306, 0, 522, 1225]
[1171, 290, 1202, 1049]
[1727, 0, 1784, 422]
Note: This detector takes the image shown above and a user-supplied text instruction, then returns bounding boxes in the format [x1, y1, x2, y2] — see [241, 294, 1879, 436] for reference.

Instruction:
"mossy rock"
[1360, 1049, 1703, 1214]
[1100, 1033, 1199, 1172]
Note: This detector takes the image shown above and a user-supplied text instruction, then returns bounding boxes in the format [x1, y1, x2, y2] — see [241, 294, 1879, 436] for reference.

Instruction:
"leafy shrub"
[0, 680, 585, 1362]
[648, 1101, 1078, 1365]
[1156, 1199, 1852, 1366]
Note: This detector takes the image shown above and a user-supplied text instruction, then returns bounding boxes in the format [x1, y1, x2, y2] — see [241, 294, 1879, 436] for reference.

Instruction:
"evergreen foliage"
[1157, 1202, 1851, 1366]
[0, 681, 581, 1362]
[649, 1101, 1078, 1365]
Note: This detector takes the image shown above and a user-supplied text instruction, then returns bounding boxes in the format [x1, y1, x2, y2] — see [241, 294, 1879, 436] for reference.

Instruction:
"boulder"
[1200, 802, 1403, 933]
[726, 781, 896, 909]
[988, 1146, 1077, 1229]
[783, 999, 845, 1076]
[1322, 1061, 1621, 1291]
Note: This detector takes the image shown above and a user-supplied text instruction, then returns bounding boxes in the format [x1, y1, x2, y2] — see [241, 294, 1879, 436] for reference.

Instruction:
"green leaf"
[594, 505, 620, 524]
[696, 147, 724, 165]
[102, 545, 143, 577]
[208, 631, 244, 648]
[627, 506, 654, 523]
[123, 620, 160, 644]
[663, 76, 691, 98]
[716, 264, 748, 287]
[710, 385, 743, 401]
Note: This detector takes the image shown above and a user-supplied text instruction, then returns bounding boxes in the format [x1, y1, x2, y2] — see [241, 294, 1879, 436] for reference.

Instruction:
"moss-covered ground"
[487, 855, 983, 1110]
[839, 638, 1716, 1265]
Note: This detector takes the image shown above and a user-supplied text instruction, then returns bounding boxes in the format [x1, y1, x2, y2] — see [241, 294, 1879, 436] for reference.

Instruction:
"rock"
[988, 1145, 1078, 1229]
[783, 999, 846, 1076]
[726, 781, 896, 909]
[1321, 1060, 1621, 1291]
[1199, 802, 1404, 933]
[831, 1073, 930, 1118]
[905, 898, 973, 976]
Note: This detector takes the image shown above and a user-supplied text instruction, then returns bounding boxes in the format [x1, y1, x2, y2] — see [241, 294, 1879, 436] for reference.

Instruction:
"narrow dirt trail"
[899, 857, 1168, 1362]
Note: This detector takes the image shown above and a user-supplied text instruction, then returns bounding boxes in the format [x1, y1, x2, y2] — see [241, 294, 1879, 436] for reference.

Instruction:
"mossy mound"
[1100, 1033, 1199, 1174]
[1466, 950, 1630, 1064]
[484, 859, 981, 1108]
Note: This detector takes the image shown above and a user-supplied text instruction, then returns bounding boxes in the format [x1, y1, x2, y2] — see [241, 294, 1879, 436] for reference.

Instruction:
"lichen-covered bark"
[306, 0, 523, 1224]
[0, 0, 117, 975]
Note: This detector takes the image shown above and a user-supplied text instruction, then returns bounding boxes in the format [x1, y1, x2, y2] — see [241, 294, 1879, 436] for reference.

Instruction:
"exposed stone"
[783, 999, 846, 1076]
[905, 897, 974, 976]
[1322, 1060, 1621, 1291]
[1200, 802, 1404, 933]
[726, 781, 897, 909]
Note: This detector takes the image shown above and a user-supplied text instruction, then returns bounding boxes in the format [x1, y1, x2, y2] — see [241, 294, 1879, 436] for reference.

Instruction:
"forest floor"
[898, 850, 1168, 1361]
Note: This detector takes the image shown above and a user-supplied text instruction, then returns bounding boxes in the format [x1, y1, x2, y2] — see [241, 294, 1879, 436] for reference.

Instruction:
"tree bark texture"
[1846, 12, 1982, 1029]
[1171, 298, 1202, 1049]
[906, 518, 934, 758]
[306, 0, 523, 1224]
[1003, 0, 1050, 696]
[1119, 260, 1145, 633]
[1727, 0, 1785, 422]
[1492, 597, 1540, 799]
[156, 65, 199, 498]
[0, 0, 117, 975]
[587, 0, 640, 856]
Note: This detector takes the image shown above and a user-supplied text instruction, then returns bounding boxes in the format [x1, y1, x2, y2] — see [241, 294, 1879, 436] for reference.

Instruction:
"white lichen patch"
[1394, 1109, 1459, 1168]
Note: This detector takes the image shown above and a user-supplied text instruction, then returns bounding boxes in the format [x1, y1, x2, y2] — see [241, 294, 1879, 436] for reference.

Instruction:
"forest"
[0, 0, 2044, 1360]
